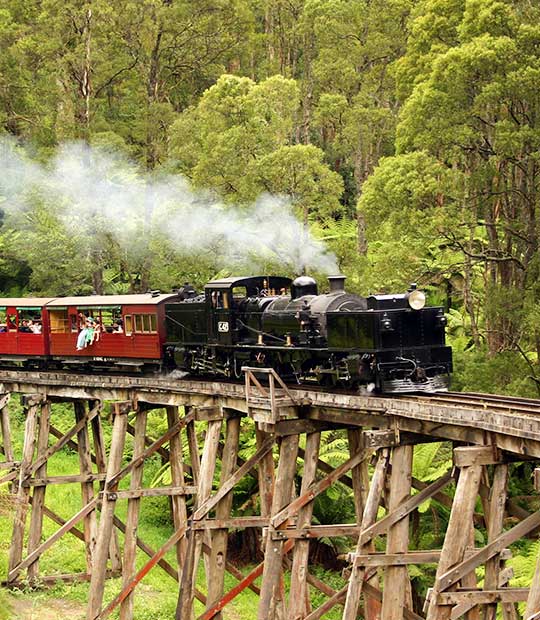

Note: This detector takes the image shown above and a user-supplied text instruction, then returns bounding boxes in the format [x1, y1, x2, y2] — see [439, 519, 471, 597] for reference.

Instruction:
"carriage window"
[99, 308, 123, 332]
[50, 309, 70, 333]
[0, 311, 6, 333]
[132, 313, 157, 334]
[124, 315, 133, 335]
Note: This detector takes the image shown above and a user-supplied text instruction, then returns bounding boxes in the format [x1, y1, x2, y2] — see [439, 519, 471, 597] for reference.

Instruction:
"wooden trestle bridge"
[0, 368, 539, 620]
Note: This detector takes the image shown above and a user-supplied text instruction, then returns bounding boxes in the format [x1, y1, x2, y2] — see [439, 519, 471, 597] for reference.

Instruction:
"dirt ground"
[7, 596, 86, 620]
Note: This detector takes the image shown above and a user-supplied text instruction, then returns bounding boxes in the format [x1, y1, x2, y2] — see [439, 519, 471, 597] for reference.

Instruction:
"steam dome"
[291, 276, 318, 300]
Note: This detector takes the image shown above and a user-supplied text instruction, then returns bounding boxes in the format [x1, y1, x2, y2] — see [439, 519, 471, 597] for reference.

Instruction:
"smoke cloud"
[0, 139, 339, 275]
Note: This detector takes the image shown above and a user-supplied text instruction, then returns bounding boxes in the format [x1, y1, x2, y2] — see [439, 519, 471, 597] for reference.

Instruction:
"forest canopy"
[1, 0, 540, 395]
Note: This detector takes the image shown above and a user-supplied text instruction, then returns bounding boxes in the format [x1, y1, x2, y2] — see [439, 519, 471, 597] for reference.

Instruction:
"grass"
[0, 404, 344, 620]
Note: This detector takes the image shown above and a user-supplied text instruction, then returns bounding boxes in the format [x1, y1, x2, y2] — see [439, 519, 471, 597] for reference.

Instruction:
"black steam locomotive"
[164, 275, 452, 393]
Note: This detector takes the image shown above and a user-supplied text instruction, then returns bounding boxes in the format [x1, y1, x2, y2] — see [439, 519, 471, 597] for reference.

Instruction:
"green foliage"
[451, 348, 540, 397]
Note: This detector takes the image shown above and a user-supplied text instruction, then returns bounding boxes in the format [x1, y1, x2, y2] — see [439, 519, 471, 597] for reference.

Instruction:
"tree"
[366, 0, 540, 361]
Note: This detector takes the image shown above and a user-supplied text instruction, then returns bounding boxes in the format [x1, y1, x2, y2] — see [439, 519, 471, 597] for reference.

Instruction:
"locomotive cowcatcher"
[164, 275, 452, 393]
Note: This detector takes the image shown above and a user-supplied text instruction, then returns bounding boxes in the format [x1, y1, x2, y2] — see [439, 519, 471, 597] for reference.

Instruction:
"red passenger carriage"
[46, 294, 179, 368]
[0, 298, 54, 362]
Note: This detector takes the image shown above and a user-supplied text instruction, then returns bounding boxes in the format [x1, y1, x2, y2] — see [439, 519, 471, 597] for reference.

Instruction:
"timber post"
[87, 400, 130, 620]
[7, 394, 44, 583]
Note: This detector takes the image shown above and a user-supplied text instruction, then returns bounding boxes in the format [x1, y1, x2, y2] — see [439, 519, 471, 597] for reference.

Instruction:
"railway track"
[410, 391, 540, 417]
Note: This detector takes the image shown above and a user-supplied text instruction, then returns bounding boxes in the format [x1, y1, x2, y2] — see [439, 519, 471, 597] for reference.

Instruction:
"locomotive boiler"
[164, 275, 452, 393]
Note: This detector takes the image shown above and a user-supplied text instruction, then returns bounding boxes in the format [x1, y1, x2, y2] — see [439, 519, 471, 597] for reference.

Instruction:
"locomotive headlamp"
[407, 289, 426, 310]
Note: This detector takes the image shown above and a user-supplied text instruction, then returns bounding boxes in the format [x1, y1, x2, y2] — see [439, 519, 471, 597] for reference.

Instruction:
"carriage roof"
[46, 293, 179, 307]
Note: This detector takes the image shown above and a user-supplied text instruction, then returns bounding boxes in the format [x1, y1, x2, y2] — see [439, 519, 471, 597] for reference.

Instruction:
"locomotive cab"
[203, 276, 293, 346]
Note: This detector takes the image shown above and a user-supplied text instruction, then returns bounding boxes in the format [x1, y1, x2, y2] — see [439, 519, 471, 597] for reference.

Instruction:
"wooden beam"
[178, 419, 222, 619]
[363, 429, 399, 449]
[87, 406, 128, 619]
[8, 498, 99, 582]
[198, 539, 294, 620]
[24, 473, 107, 486]
[289, 431, 321, 619]
[29, 402, 101, 476]
[354, 551, 443, 566]
[258, 434, 300, 620]
[273, 419, 332, 436]
[91, 407, 122, 573]
[0, 394, 14, 482]
[98, 525, 189, 619]
[342, 448, 390, 620]
[26, 401, 51, 582]
[165, 405, 189, 588]
[192, 436, 274, 521]
[193, 405, 223, 422]
[120, 407, 148, 620]
[4, 569, 121, 587]
[111, 486, 197, 500]
[191, 517, 268, 530]
[7, 397, 39, 582]
[484, 464, 509, 620]
[453, 446, 502, 467]
[206, 415, 241, 620]
[438, 590, 530, 605]
[305, 580, 424, 620]
[356, 470, 453, 550]
[107, 412, 194, 489]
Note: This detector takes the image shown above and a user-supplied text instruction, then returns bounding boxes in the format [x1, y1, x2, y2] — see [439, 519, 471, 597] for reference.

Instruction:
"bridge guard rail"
[243, 366, 310, 426]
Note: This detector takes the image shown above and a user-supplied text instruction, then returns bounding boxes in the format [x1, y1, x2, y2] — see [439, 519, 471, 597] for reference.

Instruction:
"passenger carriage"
[45, 293, 179, 369]
[0, 298, 53, 363]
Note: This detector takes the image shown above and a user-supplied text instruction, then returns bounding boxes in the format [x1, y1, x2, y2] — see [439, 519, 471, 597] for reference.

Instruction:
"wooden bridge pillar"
[381, 444, 414, 620]
[4, 394, 118, 589]
[257, 433, 300, 620]
[87, 401, 129, 620]
[206, 414, 241, 620]
[0, 393, 14, 484]
[8, 394, 44, 583]
[289, 430, 321, 620]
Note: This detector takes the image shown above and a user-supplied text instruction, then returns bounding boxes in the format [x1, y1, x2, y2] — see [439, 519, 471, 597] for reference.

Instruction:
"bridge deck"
[0, 370, 539, 456]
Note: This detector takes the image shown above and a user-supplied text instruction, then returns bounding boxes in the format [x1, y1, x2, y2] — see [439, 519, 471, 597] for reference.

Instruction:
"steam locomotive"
[164, 275, 452, 393]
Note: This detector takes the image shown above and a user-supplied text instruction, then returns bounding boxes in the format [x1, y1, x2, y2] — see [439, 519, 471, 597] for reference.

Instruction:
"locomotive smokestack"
[328, 275, 346, 293]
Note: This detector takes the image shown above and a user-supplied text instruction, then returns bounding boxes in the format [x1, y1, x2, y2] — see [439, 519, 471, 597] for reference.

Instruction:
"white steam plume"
[0, 139, 339, 275]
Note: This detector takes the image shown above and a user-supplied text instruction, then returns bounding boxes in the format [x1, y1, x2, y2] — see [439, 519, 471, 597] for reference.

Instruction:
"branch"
[93, 57, 140, 98]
